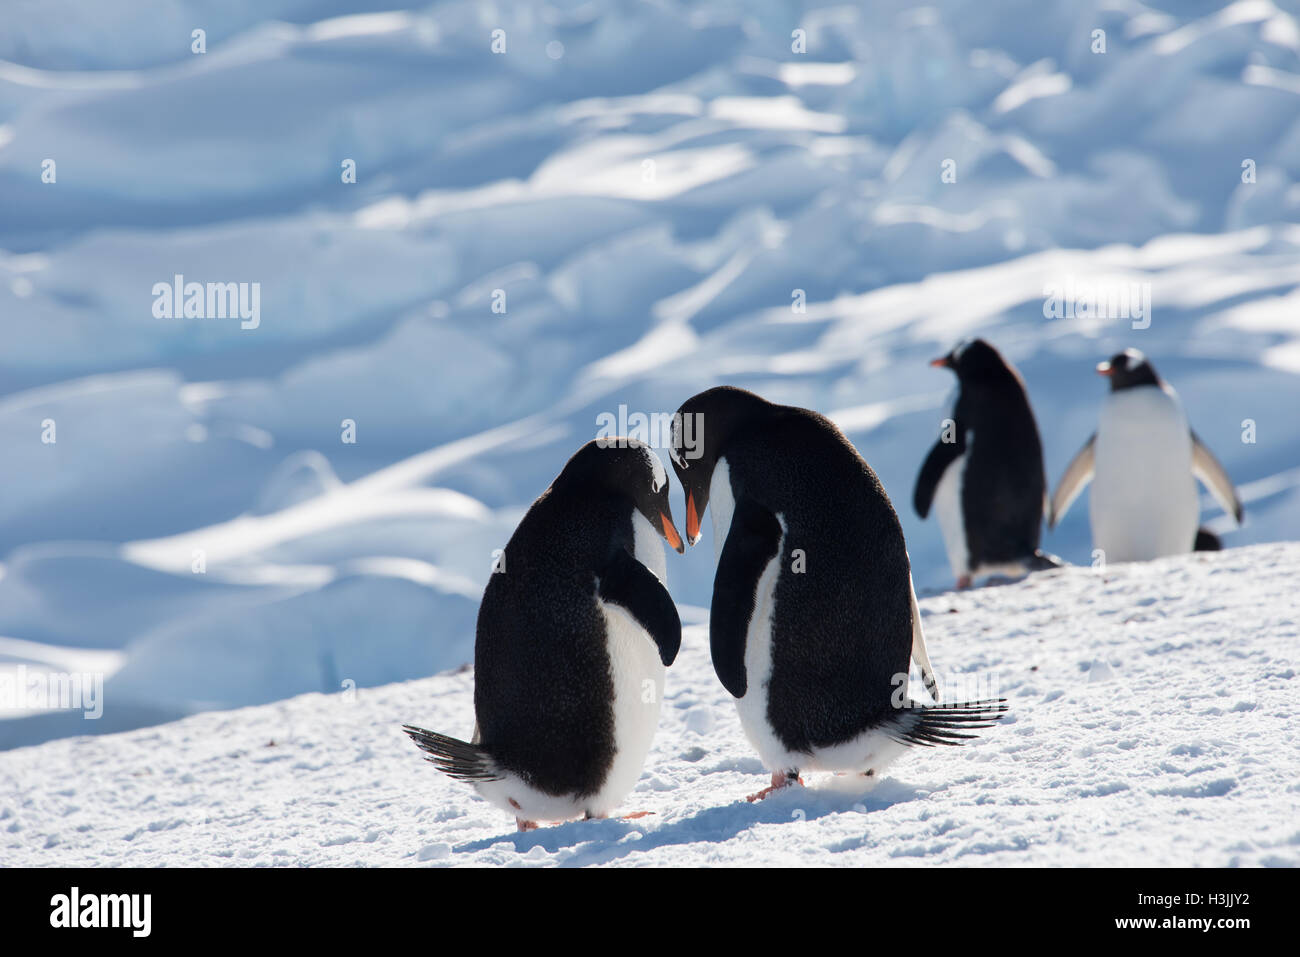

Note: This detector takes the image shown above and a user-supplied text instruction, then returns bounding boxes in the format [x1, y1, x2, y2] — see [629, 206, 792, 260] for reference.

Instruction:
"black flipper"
[402, 725, 502, 782]
[885, 699, 1008, 747]
[598, 548, 682, 666]
[711, 497, 783, 698]
[913, 431, 965, 518]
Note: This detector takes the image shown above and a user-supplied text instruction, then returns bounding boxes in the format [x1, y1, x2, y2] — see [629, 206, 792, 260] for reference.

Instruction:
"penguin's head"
[930, 338, 1013, 382]
[559, 438, 684, 553]
[669, 386, 769, 547]
[1096, 348, 1160, 391]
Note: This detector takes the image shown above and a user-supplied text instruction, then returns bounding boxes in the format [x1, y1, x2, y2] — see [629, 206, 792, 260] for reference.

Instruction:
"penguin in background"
[914, 338, 1061, 589]
[1049, 349, 1244, 562]
[404, 438, 684, 831]
[670, 386, 1005, 802]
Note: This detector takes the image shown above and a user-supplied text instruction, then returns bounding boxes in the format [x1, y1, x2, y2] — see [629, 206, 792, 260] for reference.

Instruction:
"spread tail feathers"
[402, 725, 502, 782]
[885, 699, 1008, 747]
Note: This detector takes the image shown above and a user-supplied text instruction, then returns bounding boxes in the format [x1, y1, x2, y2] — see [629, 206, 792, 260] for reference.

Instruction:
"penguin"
[913, 338, 1061, 589]
[1049, 349, 1243, 562]
[669, 386, 1005, 801]
[403, 438, 685, 831]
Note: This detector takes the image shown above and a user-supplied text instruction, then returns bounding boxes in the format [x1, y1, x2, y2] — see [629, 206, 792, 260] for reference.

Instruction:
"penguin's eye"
[669, 444, 688, 470]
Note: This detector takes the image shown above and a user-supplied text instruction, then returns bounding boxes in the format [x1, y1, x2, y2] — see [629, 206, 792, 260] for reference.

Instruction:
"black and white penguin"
[670, 386, 1005, 801]
[1049, 349, 1243, 562]
[404, 438, 684, 831]
[914, 338, 1061, 589]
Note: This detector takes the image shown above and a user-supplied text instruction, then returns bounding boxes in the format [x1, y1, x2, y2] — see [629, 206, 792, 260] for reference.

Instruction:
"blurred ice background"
[1, 0, 1298, 748]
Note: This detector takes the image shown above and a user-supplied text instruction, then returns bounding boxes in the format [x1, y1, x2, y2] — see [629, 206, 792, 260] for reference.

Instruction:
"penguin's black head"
[556, 438, 684, 553]
[669, 386, 770, 546]
[930, 338, 1015, 383]
[1096, 348, 1160, 391]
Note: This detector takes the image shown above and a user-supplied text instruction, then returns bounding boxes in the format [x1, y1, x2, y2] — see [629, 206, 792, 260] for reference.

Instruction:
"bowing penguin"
[404, 438, 684, 830]
[670, 386, 1005, 801]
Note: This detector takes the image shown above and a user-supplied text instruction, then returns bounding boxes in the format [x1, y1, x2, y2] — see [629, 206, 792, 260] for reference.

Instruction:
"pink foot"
[621, 810, 655, 820]
[516, 818, 539, 832]
[747, 771, 804, 802]
[956, 575, 972, 589]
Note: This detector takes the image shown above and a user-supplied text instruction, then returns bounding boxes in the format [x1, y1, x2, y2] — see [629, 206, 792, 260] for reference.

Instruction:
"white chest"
[631, 509, 667, 582]
[709, 457, 735, 562]
[1091, 385, 1197, 560]
[933, 449, 969, 578]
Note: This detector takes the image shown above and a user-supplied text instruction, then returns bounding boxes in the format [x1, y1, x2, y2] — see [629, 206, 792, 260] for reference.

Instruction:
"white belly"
[474, 513, 667, 822]
[731, 526, 911, 775]
[712, 462, 915, 777]
[731, 515, 788, 771]
[933, 452, 969, 579]
[1091, 386, 1198, 562]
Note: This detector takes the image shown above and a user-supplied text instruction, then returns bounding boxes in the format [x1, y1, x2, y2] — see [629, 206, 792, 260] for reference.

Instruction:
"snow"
[3, 543, 1296, 866]
[0, 0, 1298, 859]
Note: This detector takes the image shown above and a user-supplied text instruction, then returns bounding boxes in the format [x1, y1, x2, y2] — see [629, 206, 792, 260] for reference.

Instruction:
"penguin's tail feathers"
[402, 725, 503, 782]
[885, 699, 1008, 748]
[1027, 549, 1065, 570]
[1193, 528, 1222, 551]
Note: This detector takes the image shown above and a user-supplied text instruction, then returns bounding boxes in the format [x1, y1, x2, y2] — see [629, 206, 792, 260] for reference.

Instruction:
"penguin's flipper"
[710, 496, 783, 699]
[403, 725, 503, 782]
[913, 434, 964, 519]
[1190, 431, 1244, 524]
[598, 548, 682, 666]
[1048, 433, 1096, 528]
[886, 699, 1008, 747]
[907, 575, 939, 702]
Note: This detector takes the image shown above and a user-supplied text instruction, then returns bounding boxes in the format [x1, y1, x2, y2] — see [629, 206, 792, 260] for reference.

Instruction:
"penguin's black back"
[954, 357, 1047, 567]
[722, 404, 914, 752]
[473, 487, 633, 798]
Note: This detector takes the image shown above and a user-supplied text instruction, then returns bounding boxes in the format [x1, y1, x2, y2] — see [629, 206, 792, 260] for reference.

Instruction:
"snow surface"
[3, 544, 1296, 867]
[1, 1, 1299, 757]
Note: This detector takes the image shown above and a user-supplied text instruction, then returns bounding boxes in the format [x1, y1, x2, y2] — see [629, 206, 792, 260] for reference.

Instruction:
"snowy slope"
[2, 0, 1299, 749]
[3, 543, 1296, 867]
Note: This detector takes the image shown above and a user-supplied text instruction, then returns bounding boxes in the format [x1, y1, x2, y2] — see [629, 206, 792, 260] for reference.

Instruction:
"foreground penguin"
[404, 438, 684, 831]
[1049, 349, 1243, 562]
[914, 339, 1061, 588]
[670, 386, 1005, 801]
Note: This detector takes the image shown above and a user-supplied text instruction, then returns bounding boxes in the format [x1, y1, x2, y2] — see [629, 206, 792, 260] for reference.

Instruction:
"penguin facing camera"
[1049, 349, 1243, 562]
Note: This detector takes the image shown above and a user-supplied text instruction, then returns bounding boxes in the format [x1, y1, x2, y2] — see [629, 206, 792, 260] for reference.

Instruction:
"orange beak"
[930, 357, 949, 368]
[660, 512, 684, 553]
[686, 492, 700, 545]
[1096, 361, 1113, 376]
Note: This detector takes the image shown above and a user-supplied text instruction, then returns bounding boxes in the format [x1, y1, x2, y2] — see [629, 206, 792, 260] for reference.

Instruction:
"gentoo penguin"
[914, 338, 1061, 589]
[1049, 349, 1243, 562]
[669, 386, 1005, 801]
[403, 438, 684, 831]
